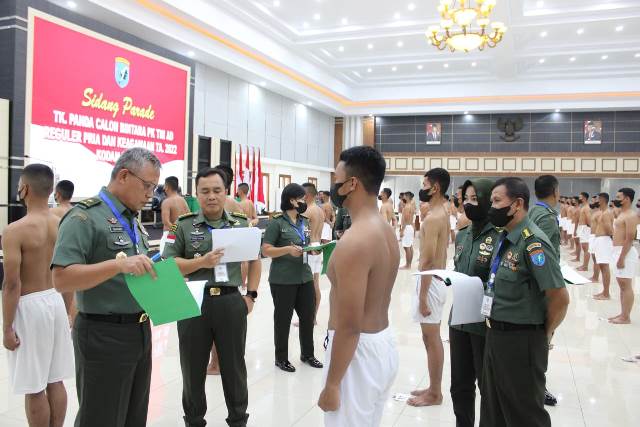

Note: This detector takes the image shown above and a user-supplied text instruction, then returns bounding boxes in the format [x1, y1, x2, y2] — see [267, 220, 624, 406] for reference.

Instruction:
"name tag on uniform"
[481, 295, 493, 317]
[215, 264, 229, 282]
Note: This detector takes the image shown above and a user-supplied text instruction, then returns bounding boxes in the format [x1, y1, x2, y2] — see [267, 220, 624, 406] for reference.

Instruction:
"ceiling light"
[367, 68, 372, 73]
[303, 22, 309, 28]
[338, 45, 344, 52]
[66, 1, 77, 8]
[555, 109, 560, 113]
[391, 66, 397, 71]
[397, 41, 404, 47]
[616, 25, 624, 32]
[569, 56, 576, 62]
[273, 0, 280, 6]
[417, 64, 423, 70]
[313, 13, 321, 20]
[601, 55, 608, 60]
[367, 43, 374, 49]
[443, 63, 449, 68]
[576, 28, 584, 35]
[540, 31, 548, 37]
[539, 58, 545, 63]
[307, 101, 313, 106]
[635, 53, 640, 58]
[187, 50, 195, 58]
[408, 3, 416, 11]
[260, 81, 267, 87]
[536, 0, 544, 7]
[394, 12, 401, 19]
[471, 61, 477, 67]
[341, 17, 348, 25]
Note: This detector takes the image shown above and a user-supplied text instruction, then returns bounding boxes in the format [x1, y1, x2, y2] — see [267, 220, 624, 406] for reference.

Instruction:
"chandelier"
[426, 0, 507, 52]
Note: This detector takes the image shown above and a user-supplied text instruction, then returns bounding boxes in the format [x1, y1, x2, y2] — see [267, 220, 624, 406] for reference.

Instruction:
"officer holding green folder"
[163, 167, 261, 427]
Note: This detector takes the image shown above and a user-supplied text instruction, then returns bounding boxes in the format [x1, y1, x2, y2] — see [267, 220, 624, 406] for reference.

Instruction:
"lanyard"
[284, 215, 306, 244]
[536, 201, 559, 225]
[487, 235, 507, 292]
[99, 191, 139, 249]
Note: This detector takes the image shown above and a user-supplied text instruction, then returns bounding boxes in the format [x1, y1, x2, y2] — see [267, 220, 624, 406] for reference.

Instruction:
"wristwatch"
[246, 290, 258, 301]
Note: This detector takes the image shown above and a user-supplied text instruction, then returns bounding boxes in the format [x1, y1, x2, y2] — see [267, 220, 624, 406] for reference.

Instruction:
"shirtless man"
[400, 192, 416, 269]
[608, 188, 639, 324]
[593, 193, 614, 300]
[50, 180, 74, 219]
[215, 164, 244, 214]
[303, 182, 325, 324]
[559, 197, 569, 245]
[237, 183, 258, 226]
[379, 187, 397, 228]
[587, 197, 601, 282]
[317, 146, 399, 426]
[398, 193, 406, 215]
[575, 193, 591, 268]
[2, 164, 74, 427]
[569, 197, 580, 255]
[409, 168, 451, 407]
[318, 191, 336, 243]
[160, 176, 190, 254]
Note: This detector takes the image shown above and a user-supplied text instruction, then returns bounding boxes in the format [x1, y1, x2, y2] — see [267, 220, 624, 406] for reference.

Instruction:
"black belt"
[485, 318, 544, 331]
[79, 312, 149, 324]
[204, 286, 239, 297]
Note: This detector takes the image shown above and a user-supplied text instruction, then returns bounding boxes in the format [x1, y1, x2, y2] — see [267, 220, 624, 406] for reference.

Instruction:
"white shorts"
[322, 223, 333, 241]
[402, 225, 415, 248]
[159, 230, 169, 255]
[612, 246, 639, 279]
[449, 215, 457, 231]
[6, 289, 74, 395]
[568, 222, 575, 236]
[594, 236, 614, 264]
[412, 277, 447, 324]
[579, 226, 591, 243]
[308, 244, 323, 275]
[323, 328, 399, 427]
[588, 235, 596, 253]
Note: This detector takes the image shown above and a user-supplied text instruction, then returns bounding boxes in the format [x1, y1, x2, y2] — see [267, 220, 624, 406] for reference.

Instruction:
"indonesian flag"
[257, 149, 265, 204]
[242, 145, 251, 186]
[234, 147, 239, 196]
[237, 145, 244, 191]
[250, 147, 257, 201]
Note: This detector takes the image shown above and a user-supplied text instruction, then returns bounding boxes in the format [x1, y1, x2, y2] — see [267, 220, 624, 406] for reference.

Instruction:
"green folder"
[125, 258, 201, 325]
[304, 241, 337, 275]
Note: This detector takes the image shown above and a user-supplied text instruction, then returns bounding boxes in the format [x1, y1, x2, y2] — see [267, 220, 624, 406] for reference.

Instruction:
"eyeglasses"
[127, 170, 157, 193]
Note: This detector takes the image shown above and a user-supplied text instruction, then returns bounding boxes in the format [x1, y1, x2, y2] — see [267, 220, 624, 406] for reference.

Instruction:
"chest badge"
[194, 253, 202, 258]
[479, 243, 487, 251]
[114, 236, 129, 246]
[192, 242, 201, 249]
[107, 217, 118, 224]
[485, 236, 493, 244]
[191, 229, 204, 236]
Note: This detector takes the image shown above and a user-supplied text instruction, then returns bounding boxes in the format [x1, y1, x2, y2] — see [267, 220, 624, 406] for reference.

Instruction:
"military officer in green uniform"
[163, 167, 261, 427]
[480, 177, 570, 427]
[529, 175, 561, 255]
[449, 178, 500, 427]
[52, 148, 161, 427]
[334, 206, 351, 239]
[262, 183, 323, 373]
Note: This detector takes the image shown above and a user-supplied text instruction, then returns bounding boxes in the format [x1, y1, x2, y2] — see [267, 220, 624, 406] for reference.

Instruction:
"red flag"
[234, 147, 238, 196]
[237, 145, 244, 191]
[257, 149, 265, 204]
[249, 148, 255, 201]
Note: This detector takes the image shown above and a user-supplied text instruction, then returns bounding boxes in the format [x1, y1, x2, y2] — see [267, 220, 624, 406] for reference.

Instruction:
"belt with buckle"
[80, 312, 149, 324]
[485, 318, 544, 331]
[205, 286, 239, 297]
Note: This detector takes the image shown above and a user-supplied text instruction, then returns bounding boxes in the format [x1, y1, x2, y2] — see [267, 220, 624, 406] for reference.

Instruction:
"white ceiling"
[50, 0, 640, 115]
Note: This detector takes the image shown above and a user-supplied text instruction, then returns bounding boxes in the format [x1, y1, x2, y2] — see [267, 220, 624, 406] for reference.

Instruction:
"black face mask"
[591, 202, 600, 209]
[331, 182, 350, 208]
[453, 198, 460, 208]
[295, 201, 307, 214]
[419, 188, 433, 203]
[636, 203, 640, 209]
[464, 203, 486, 221]
[488, 203, 515, 228]
[16, 186, 26, 208]
[613, 200, 623, 208]
[377, 195, 383, 201]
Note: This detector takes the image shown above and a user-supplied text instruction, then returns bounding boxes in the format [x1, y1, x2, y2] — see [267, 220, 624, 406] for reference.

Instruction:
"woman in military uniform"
[262, 183, 323, 372]
[449, 178, 500, 427]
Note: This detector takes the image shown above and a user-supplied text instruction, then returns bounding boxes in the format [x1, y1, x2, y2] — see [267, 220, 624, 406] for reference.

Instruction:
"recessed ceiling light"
[313, 13, 321, 20]
[536, 0, 544, 7]
[443, 63, 449, 68]
[303, 22, 309, 28]
[391, 66, 397, 71]
[555, 109, 561, 113]
[635, 53, 640, 58]
[397, 41, 404, 47]
[540, 31, 548, 37]
[260, 81, 267, 87]
[616, 25, 624, 32]
[408, 3, 416, 11]
[576, 28, 584, 35]
[471, 61, 477, 67]
[66, 1, 77, 8]
[338, 45, 345, 52]
[367, 43, 374, 50]
[367, 68, 372, 73]
[307, 101, 313, 106]
[394, 12, 401, 19]
[417, 64, 423, 70]
[341, 17, 348, 25]
[273, 0, 280, 6]
[539, 58, 546, 64]
[569, 56, 576, 62]
[601, 55, 608, 60]
[187, 51, 195, 58]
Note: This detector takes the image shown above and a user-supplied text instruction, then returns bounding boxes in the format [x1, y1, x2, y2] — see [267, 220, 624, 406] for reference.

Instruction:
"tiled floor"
[1, 241, 639, 426]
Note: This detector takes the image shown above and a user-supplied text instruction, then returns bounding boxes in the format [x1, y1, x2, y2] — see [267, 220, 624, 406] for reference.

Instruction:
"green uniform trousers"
[449, 326, 485, 427]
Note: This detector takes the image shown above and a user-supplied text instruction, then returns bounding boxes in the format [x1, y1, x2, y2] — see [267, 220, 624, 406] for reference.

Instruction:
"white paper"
[413, 269, 485, 325]
[186, 280, 206, 311]
[210, 227, 262, 263]
[561, 265, 591, 285]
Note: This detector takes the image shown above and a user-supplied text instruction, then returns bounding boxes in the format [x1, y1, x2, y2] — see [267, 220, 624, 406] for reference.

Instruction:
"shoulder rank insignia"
[169, 223, 178, 233]
[522, 228, 534, 239]
[177, 212, 197, 221]
[77, 198, 101, 209]
[230, 211, 247, 219]
[272, 213, 283, 219]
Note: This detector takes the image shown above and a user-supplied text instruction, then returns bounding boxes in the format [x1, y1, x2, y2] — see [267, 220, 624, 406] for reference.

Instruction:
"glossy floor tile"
[1, 241, 639, 426]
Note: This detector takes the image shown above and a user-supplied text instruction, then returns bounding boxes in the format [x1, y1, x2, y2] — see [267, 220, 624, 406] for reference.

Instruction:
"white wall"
[193, 63, 334, 169]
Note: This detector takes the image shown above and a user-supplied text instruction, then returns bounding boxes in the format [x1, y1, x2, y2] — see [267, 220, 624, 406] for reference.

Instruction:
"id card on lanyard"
[285, 216, 308, 265]
[482, 236, 506, 317]
[206, 222, 231, 282]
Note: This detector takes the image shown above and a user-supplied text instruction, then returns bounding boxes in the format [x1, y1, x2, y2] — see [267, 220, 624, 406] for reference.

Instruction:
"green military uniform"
[449, 178, 501, 427]
[263, 213, 316, 363]
[528, 202, 560, 256]
[162, 210, 250, 427]
[52, 187, 152, 427]
[334, 207, 351, 238]
[480, 217, 565, 427]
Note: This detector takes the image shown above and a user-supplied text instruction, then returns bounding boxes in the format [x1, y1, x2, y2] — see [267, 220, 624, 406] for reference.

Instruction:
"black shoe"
[300, 355, 323, 369]
[275, 360, 296, 372]
[544, 389, 557, 406]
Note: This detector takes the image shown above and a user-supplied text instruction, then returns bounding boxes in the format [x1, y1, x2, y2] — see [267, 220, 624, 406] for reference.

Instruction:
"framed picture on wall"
[584, 120, 602, 145]
[426, 123, 441, 145]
